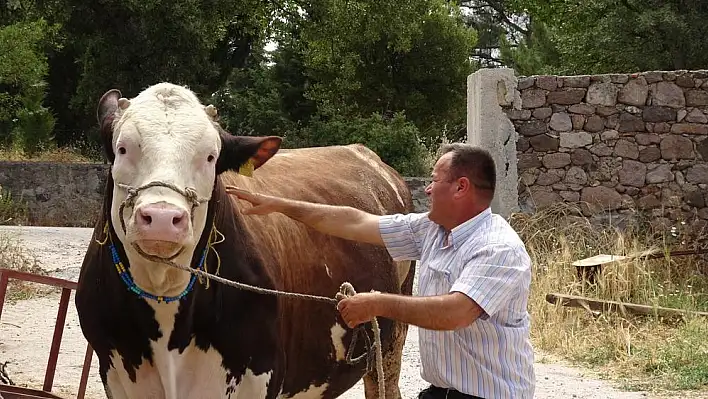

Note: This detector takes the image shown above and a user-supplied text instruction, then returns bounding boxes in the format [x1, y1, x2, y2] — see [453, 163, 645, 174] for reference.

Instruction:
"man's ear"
[454, 176, 472, 198]
[216, 133, 282, 175]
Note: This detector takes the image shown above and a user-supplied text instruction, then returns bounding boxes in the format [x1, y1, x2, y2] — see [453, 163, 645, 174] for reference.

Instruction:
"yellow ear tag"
[238, 158, 255, 177]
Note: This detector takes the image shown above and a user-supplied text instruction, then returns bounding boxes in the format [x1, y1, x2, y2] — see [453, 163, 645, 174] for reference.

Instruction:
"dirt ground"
[0, 225, 689, 398]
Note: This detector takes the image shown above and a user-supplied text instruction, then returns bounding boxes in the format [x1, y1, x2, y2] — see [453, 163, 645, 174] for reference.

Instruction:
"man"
[227, 144, 535, 399]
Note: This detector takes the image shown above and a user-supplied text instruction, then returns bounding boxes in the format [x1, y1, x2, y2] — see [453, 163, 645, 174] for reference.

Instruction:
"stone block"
[586, 82, 619, 106]
[560, 131, 593, 148]
[652, 81, 686, 108]
[584, 115, 605, 132]
[522, 88, 546, 108]
[614, 139, 639, 159]
[568, 104, 596, 115]
[530, 134, 560, 152]
[547, 88, 587, 105]
[580, 186, 624, 213]
[618, 160, 647, 187]
[549, 112, 572, 131]
[618, 76, 649, 106]
[646, 164, 674, 184]
[660, 135, 695, 160]
[618, 112, 645, 132]
[671, 123, 708, 135]
[686, 90, 708, 107]
[639, 147, 661, 162]
[561, 76, 591, 88]
[533, 107, 553, 120]
[518, 120, 548, 136]
[542, 153, 572, 169]
[642, 106, 677, 122]
[536, 76, 558, 91]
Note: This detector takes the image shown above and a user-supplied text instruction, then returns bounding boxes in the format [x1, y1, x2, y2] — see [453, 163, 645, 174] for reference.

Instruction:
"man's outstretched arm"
[226, 186, 385, 246]
[337, 291, 484, 331]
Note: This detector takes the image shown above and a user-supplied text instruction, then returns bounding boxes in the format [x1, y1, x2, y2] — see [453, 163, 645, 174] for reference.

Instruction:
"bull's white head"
[97, 83, 280, 295]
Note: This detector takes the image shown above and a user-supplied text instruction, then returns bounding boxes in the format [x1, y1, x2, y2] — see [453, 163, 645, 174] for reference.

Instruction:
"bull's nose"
[135, 203, 188, 239]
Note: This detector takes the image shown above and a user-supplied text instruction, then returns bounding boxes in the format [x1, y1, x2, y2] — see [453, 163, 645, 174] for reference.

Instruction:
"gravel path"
[0, 226, 676, 398]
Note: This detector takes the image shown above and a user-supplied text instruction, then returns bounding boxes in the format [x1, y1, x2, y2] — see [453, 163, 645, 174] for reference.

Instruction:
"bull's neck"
[117, 242, 206, 302]
[106, 225, 210, 303]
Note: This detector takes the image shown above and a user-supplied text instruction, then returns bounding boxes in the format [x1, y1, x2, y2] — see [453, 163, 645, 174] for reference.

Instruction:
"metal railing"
[0, 268, 93, 399]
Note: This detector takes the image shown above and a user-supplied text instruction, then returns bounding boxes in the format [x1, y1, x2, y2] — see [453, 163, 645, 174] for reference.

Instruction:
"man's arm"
[337, 291, 484, 331]
[226, 187, 385, 246]
[338, 243, 530, 329]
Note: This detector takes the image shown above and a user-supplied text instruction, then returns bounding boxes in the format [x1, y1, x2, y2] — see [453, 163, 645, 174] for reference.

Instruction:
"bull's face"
[97, 83, 280, 261]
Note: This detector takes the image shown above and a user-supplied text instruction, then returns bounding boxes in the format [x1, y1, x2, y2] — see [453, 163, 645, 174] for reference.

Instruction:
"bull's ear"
[96, 89, 123, 163]
[216, 134, 282, 175]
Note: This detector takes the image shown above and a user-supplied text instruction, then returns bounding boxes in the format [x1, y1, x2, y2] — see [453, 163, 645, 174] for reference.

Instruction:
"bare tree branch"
[459, 0, 529, 36]
[472, 51, 504, 64]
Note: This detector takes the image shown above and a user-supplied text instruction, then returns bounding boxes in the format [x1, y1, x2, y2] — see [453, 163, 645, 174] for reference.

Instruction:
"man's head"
[425, 143, 496, 230]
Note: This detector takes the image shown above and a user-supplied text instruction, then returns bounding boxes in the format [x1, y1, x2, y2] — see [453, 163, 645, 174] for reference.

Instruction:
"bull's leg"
[103, 369, 130, 399]
[362, 320, 408, 399]
[231, 368, 281, 399]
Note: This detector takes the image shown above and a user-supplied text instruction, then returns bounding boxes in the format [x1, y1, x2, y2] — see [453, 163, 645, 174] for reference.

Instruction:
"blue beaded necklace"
[109, 240, 208, 304]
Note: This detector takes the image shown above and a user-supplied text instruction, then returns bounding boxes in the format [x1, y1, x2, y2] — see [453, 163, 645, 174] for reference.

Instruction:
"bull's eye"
[207, 155, 215, 162]
[118, 147, 127, 155]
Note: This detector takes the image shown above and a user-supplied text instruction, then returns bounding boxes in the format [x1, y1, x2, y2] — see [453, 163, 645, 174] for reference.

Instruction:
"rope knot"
[334, 282, 385, 398]
[336, 282, 357, 302]
[183, 187, 199, 206]
[119, 184, 139, 206]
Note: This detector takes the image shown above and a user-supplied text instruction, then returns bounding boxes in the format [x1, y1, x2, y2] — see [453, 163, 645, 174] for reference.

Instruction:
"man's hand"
[337, 292, 381, 328]
[225, 186, 282, 215]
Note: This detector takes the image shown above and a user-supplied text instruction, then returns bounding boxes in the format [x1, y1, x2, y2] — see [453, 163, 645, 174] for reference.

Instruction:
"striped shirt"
[379, 208, 535, 399]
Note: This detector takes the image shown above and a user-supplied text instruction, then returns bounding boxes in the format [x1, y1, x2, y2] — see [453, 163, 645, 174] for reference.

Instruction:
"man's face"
[425, 153, 458, 227]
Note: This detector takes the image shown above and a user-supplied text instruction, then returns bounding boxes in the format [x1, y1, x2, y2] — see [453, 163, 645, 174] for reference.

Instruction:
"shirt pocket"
[425, 257, 457, 286]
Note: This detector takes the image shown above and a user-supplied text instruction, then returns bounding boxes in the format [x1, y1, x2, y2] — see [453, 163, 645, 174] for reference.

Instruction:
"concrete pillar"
[467, 68, 521, 219]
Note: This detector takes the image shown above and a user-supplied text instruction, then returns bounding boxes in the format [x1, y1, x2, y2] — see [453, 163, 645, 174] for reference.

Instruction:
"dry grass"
[0, 143, 99, 163]
[0, 233, 56, 301]
[509, 203, 708, 393]
[0, 187, 28, 226]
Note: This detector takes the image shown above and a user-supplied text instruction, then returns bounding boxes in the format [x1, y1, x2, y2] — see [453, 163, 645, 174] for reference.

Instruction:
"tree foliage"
[1, 0, 480, 175]
[300, 0, 477, 145]
[469, 0, 708, 76]
[0, 18, 58, 152]
[212, 0, 477, 175]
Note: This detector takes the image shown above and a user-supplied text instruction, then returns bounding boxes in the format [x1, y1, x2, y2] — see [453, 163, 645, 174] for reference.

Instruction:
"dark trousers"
[418, 385, 485, 399]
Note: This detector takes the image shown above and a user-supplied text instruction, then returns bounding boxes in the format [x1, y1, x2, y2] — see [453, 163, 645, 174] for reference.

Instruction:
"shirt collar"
[441, 207, 492, 250]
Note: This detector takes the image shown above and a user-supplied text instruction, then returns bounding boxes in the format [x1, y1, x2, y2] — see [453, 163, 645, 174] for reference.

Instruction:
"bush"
[0, 19, 57, 154]
[13, 82, 55, 155]
[290, 112, 431, 176]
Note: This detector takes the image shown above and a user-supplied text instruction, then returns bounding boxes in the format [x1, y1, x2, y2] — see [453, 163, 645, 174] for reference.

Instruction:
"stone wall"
[0, 161, 431, 227]
[504, 70, 708, 231]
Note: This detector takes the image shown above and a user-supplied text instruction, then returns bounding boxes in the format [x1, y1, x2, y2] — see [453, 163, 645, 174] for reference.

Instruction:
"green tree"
[301, 0, 477, 145]
[0, 18, 58, 153]
[476, 0, 708, 76]
[1, 0, 275, 147]
[214, 0, 477, 175]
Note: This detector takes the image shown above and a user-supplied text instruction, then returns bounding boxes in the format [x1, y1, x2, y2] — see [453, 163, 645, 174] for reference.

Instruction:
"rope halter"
[116, 180, 210, 241]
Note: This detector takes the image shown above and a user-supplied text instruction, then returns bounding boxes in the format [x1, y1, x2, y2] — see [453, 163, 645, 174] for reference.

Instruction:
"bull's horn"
[205, 104, 218, 118]
[118, 98, 131, 110]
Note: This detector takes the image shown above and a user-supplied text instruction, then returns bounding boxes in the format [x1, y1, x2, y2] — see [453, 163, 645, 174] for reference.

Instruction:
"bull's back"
[218, 144, 415, 397]
[235, 144, 411, 213]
